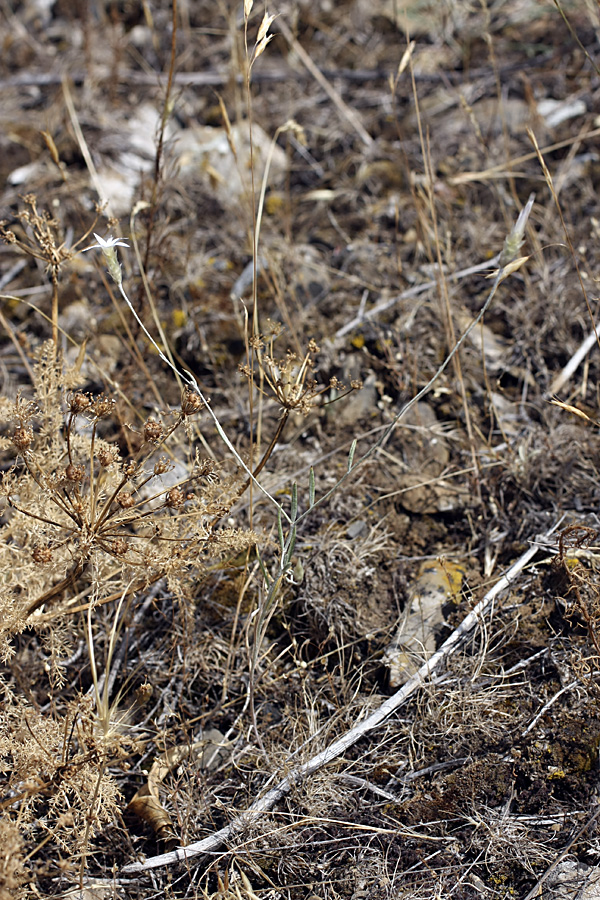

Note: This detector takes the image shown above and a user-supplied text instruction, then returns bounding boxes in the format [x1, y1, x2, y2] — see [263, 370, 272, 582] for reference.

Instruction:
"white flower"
[82, 232, 129, 285]
[82, 233, 129, 252]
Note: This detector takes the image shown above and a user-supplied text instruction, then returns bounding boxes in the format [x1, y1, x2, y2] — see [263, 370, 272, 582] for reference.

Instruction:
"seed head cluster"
[242, 325, 361, 415]
[1, 352, 258, 626]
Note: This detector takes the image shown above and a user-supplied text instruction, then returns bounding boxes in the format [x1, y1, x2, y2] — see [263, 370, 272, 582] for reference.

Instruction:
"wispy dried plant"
[0, 342, 258, 659]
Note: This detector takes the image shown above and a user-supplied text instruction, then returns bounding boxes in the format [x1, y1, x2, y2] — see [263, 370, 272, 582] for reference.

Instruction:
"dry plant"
[0, 204, 263, 890]
[0, 194, 101, 349]
[3, 0, 600, 897]
[0, 339, 260, 889]
[0, 343, 258, 651]
[0, 13, 360, 884]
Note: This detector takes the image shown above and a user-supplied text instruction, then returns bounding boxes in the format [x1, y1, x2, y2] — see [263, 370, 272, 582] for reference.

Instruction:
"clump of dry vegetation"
[0, 351, 257, 634]
[2, 0, 600, 898]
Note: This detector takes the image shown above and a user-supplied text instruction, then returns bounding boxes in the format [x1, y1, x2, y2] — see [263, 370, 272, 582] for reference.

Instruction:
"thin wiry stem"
[7, 497, 66, 531]
[116, 280, 288, 520]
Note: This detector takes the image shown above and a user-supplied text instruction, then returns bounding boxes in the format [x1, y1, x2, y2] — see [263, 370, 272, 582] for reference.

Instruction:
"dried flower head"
[1, 195, 74, 271]
[64, 464, 85, 483]
[97, 445, 119, 468]
[250, 336, 324, 414]
[181, 387, 203, 417]
[143, 418, 164, 443]
[31, 544, 53, 565]
[194, 458, 219, 484]
[153, 457, 171, 476]
[69, 392, 91, 414]
[12, 425, 33, 452]
[110, 538, 129, 556]
[165, 487, 185, 509]
[117, 492, 135, 509]
[91, 396, 116, 419]
[135, 682, 153, 705]
[121, 461, 138, 478]
[0, 226, 17, 243]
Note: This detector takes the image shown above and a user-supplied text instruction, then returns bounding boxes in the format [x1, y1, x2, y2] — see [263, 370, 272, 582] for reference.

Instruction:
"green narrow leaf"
[277, 508, 284, 551]
[255, 547, 270, 585]
[284, 525, 297, 567]
[290, 482, 298, 522]
[347, 439, 357, 472]
[308, 467, 315, 508]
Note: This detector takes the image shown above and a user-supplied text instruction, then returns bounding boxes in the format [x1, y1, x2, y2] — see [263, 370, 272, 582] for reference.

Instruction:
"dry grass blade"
[277, 17, 374, 148]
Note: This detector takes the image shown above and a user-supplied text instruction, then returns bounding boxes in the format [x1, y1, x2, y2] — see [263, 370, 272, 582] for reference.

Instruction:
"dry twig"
[121, 521, 560, 875]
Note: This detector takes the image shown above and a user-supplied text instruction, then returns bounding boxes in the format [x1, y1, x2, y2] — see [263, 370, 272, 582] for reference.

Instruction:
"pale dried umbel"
[0, 194, 105, 347]
[242, 324, 361, 416]
[0, 343, 257, 646]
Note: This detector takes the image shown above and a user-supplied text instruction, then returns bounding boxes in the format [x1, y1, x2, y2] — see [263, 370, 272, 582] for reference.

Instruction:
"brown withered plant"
[0, 194, 102, 348]
[239, 321, 362, 485]
[0, 342, 258, 659]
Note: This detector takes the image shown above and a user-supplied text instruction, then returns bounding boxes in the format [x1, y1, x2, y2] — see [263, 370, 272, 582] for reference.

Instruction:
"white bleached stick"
[549, 325, 600, 397]
[121, 519, 560, 875]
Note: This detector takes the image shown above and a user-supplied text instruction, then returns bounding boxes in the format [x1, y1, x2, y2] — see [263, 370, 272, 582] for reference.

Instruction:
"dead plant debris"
[1, 1, 600, 899]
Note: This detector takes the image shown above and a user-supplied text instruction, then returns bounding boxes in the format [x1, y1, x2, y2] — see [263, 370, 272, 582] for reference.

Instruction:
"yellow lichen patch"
[172, 308, 187, 329]
[265, 192, 285, 215]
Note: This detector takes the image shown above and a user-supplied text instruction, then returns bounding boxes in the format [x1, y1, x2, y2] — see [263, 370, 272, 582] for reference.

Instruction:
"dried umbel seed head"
[181, 387, 203, 417]
[71, 500, 85, 517]
[32, 544, 53, 564]
[117, 491, 135, 509]
[153, 457, 171, 476]
[69, 392, 91, 414]
[12, 425, 33, 452]
[121, 460, 138, 478]
[97, 445, 119, 467]
[143, 417, 164, 443]
[64, 464, 85, 482]
[90, 395, 116, 419]
[165, 486, 185, 509]
[110, 538, 129, 556]
[194, 458, 219, 483]
[265, 317, 283, 338]
[135, 682, 153, 705]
